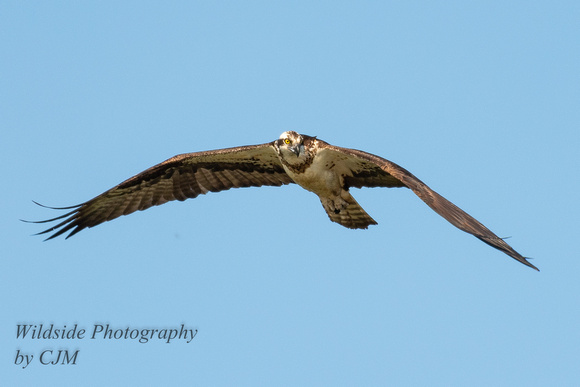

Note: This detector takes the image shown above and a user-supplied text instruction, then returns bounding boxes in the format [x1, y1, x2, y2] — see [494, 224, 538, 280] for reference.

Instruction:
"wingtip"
[525, 263, 540, 272]
[523, 257, 540, 272]
[25, 200, 84, 241]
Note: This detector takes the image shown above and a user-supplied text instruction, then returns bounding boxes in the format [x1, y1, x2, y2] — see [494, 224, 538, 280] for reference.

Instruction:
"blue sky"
[2, 1, 579, 385]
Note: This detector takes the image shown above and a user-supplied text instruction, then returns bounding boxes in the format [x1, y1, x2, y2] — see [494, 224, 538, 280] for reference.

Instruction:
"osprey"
[30, 131, 537, 270]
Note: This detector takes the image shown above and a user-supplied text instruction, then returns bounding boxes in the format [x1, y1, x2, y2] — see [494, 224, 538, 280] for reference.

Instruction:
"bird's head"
[274, 131, 305, 159]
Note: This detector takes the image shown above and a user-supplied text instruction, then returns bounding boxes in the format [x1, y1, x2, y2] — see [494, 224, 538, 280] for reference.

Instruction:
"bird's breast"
[284, 157, 343, 197]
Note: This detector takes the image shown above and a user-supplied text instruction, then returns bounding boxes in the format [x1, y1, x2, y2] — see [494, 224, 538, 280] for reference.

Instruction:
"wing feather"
[318, 143, 538, 271]
[31, 142, 292, 240]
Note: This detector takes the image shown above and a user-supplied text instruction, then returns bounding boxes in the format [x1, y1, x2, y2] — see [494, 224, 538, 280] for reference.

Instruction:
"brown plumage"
[28, 131, 538, 271]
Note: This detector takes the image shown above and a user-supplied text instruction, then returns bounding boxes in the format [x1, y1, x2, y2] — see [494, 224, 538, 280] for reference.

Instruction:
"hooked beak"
[289, 144, 302, 156]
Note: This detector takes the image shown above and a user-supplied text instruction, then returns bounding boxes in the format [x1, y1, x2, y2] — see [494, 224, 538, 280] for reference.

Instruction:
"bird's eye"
[284, 139, 291, 145]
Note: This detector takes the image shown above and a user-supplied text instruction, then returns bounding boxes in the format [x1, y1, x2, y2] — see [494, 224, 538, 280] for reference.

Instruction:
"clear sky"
[2, 1, 579, 386]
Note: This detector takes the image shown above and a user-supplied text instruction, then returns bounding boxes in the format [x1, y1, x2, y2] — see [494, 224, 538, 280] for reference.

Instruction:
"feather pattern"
[318, 143, 538, 270]
[30, 143, 292, 240]
[27, 132, 537, 271]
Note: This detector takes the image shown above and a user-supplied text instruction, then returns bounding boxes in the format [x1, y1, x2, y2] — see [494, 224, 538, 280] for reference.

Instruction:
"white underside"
[278, 146, 377, 228]
[282, 149, 351, 210]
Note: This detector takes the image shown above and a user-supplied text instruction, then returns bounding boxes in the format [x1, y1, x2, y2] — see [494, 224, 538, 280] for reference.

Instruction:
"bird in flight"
[30, 131, 537, 270]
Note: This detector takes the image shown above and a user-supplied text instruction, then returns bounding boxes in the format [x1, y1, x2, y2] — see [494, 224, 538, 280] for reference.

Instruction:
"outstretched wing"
[316, 142, 538, 271]
[30, 142, 293, 240]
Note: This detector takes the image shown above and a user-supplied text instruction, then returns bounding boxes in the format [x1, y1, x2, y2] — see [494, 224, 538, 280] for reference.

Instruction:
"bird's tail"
[320, 193, 377, 229]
